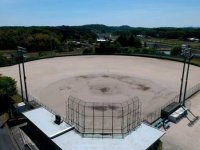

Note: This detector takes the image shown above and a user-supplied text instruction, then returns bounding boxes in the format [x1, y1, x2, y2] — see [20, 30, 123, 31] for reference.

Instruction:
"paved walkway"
[0, 124, 19, 150]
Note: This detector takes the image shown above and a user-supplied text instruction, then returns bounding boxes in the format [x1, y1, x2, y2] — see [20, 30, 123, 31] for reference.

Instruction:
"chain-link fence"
[66, 96, 141, 138]
[17, 88, 65, 121]
[184, 83, 200, 100]
[17, 82, 200, 134]
[143, 83, 200, 124]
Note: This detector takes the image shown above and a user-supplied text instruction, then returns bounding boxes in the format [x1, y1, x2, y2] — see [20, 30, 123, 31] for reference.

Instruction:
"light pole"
[17, 50, 24, 102]
[182, 47, 193, 106]
[179, 56, 186, 103]
[179, 45, 193, 106]
[178, 45, 199, 126]
[17, 46, 29, 103]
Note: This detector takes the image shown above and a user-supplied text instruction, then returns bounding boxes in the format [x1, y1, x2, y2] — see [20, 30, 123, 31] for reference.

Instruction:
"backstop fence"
[65, 96, 141, 138]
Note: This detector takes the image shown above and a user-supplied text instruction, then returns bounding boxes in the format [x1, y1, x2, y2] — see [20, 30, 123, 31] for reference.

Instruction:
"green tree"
[0, 76, 17, 96]
[0, 76, 17, 115]
[117, 34, 141, 48]
[117, 34, 128, 47]
[171, 46, 181, 56]
[0, 55, 12, 67]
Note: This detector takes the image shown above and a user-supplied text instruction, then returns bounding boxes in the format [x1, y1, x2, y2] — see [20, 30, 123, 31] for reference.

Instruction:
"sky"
[0, 0, 200, 27]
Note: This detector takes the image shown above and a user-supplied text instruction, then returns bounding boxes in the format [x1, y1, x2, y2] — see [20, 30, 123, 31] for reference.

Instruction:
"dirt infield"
[0, 55, 200, 119]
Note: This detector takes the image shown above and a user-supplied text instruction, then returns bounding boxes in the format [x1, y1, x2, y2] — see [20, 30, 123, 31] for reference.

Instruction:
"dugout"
[161, 102, 181, 119]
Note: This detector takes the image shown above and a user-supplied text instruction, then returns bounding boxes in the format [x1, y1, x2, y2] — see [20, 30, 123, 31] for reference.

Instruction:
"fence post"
[121, 103, 124, 138]
[102, 103, 104, 136]
[93, 103, 94, 134]
[83, 103, 86, 137]
[112, 103, 114, 138]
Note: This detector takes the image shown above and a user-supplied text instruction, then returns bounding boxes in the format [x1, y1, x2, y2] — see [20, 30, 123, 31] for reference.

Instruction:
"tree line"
[0, 26, 97, 51]
[0, 25, 200, 52]
[81, 25, 200, 39]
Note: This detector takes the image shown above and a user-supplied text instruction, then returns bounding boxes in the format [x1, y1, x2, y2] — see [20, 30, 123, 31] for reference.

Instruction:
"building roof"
[53, 123, 165, 150]
[23, 107, 165, 150]
[23, 107, 73, 138]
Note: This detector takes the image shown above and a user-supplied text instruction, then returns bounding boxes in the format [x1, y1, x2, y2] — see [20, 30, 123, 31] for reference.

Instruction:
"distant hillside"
[80, 24, 132, 34]
[0, 24, 200, 51]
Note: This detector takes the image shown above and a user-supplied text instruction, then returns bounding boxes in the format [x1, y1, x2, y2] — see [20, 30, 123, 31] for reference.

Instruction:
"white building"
[22, 107, 165, 150]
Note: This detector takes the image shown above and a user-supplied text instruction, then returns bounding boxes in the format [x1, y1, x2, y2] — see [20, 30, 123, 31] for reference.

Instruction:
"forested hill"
[0, 24, 200, 51]
[0, 26, 97, 50]
[72, 24, 200, 39]
[80, 24, 133, 34]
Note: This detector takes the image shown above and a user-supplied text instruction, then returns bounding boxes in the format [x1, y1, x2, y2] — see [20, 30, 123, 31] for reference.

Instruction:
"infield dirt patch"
[0, 55, 200, 120]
